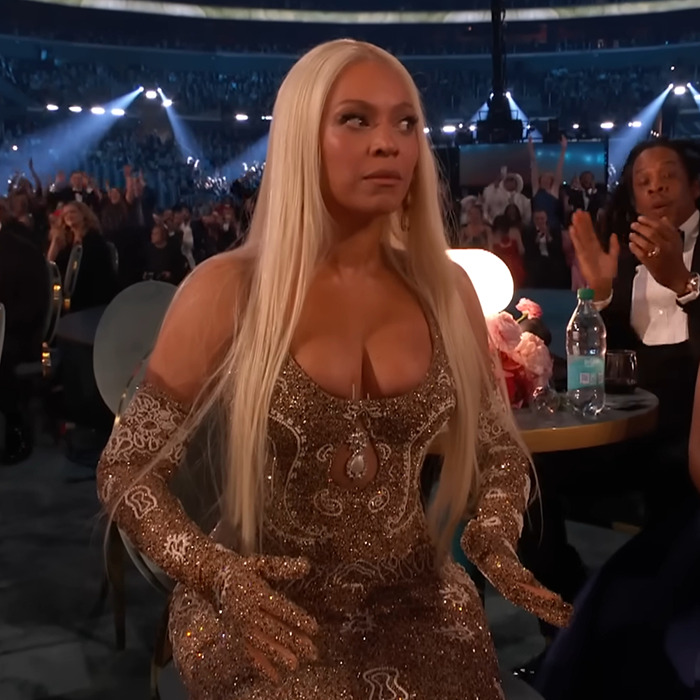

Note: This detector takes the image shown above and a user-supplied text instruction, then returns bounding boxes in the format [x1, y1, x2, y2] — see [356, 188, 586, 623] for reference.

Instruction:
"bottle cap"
[577, 288, 595, 301]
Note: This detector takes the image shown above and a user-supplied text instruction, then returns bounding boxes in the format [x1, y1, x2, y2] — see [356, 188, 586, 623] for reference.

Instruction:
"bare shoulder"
[146, 249, 255, 402]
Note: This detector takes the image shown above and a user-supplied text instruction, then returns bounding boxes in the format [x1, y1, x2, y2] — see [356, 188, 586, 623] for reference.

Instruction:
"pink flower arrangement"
[486, 300, 553, 409]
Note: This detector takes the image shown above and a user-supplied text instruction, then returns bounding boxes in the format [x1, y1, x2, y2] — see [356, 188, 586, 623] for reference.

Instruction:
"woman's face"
[504, 204, 521, 223]
[468, 206, 483, 225]
[108, 188, 121, 204]
[320, 59, 420, 224]
[62, 204, 83, 231]
[632, 146, 700, 226]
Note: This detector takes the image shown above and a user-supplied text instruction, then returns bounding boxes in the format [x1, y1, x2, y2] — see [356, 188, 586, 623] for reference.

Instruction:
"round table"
[428, 390, 658, 456]
[516, 389, 658, 454]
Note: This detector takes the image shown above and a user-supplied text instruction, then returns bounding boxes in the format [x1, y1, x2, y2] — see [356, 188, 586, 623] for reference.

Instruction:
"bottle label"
[567, 356, 605, 391]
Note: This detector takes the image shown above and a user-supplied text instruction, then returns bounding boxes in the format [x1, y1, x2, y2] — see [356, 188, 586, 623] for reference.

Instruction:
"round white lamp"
[447, 249, 514, 316]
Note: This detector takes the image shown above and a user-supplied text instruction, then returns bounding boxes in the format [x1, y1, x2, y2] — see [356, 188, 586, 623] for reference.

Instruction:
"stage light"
[441, 125, 457, 134]
[91, 106, 106, 115]
[572, 123, 580, 130]
[111, 108, 126, 116]
[145, 90, 158, 100]
[261, 115, 273, 121]
[69, 106, 82, 113]
[469, 124, 477, 132]
[600, 121, 615, 130]
[11, 145, 18, 152]
[162, 99, 173, 108]
[628, 120, 642, 128]
[673, 85, 687, 96]
[423, 127, 430, 134]
[506, 91, 511, 98]
[671, 66, 676, 71]
[46, 104, 59, 112]
[235, 113, 249, 122]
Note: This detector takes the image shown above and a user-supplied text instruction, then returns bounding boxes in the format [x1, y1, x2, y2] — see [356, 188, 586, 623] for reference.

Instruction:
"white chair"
[15, 260, 63, 379]
[63, 243, 83, 312]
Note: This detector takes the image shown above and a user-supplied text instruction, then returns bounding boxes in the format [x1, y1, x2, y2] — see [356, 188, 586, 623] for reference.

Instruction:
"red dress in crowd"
[493, 236, 526, 289]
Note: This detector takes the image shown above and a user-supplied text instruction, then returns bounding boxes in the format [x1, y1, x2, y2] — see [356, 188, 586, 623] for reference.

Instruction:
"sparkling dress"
[97, 315, 571, 700]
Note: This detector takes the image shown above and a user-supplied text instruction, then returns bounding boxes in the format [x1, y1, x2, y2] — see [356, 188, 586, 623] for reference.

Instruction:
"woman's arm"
[552, 135, 567, 196]
[527, 134, 539, 194]
[96, 252, 317, 680]
[453, 267, 572, 628]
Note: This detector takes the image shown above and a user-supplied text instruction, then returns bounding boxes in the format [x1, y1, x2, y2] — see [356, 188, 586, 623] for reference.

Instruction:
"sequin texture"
[97, 315, 571, 700]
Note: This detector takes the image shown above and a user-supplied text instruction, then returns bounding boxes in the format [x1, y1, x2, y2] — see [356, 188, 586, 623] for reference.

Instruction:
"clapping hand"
[569, 210, 620, 298]
[629, 215, 689, 294]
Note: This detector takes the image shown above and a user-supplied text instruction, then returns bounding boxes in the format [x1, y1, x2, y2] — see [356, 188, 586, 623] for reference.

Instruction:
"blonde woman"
[48, 200, 118, 311]
[97, 40, 570, 699]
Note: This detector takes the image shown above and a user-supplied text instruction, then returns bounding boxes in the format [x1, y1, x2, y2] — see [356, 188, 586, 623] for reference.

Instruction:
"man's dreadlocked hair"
[600, 138, 700, 247]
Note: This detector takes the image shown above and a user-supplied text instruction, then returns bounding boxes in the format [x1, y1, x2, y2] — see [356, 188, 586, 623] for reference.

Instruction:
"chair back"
[0, 303, 5, 364]
[510, 288, 578, 358]
[63, 243, 83, 312]
[106, 241, 119, 276]
[43, 261, 63, 344]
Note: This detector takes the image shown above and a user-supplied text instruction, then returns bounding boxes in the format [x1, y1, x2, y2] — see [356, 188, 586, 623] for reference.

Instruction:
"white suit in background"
[482, 172, 532, 225]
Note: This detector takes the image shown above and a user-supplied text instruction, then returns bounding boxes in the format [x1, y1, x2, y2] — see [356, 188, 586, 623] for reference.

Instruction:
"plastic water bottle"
[566, 288, 607, 417]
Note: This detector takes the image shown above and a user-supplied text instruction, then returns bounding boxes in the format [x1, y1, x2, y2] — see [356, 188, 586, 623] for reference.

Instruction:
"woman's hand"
[569, 210, 620, 299]
[218, 554, 319, 685]
[629, 215, 689, 295]
[47, 223, 68, 261]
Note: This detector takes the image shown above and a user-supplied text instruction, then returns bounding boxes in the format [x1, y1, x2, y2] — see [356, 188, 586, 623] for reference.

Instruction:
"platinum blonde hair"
[124, 39, 525, 557]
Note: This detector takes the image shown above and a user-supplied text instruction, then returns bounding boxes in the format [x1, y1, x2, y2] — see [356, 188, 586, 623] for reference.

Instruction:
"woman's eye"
[399, 116, 419, 132]
[340, 114, 367, 127]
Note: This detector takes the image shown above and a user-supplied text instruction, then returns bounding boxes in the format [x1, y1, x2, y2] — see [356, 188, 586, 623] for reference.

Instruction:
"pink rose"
[512, 331, 553, 385]
[486, 312, 522, 353]
[516, 298, 543, 320]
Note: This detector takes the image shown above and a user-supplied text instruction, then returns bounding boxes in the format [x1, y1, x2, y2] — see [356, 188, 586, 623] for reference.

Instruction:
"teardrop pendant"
[346, 451, 367, 480]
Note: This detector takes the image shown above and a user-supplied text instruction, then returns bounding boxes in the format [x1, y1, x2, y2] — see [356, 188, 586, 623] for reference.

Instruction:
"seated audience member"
[48, 201, 118, 312]
[525, 209, 570, 288]
[457, 203, 491, 249]
[0, 212, 50, 464]
[492, 214, 526, 288]
[144, 224, 187, 285]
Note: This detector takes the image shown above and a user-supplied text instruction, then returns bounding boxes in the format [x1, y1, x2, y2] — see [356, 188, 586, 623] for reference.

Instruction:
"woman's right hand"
[218, 554, 319, 684]
[569, 210, 620, 299]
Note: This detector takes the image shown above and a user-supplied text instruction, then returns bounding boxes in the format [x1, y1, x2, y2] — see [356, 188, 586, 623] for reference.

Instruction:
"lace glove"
[460, 390, 573, 628]
[96, 384, 318, 678]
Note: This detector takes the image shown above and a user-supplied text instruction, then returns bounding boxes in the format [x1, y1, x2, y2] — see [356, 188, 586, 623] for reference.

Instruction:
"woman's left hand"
[629, 216, 690, 294]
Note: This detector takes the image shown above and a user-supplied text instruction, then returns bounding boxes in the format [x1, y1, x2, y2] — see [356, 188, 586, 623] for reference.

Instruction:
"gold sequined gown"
[97, 319, 571, 700]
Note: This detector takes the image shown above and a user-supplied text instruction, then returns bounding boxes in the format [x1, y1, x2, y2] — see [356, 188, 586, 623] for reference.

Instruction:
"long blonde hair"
[130, 40, 524, 557]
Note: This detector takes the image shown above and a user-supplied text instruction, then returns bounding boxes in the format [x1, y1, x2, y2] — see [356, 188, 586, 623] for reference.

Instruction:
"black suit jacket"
[602, 226, 700, 436]
[568, 187, 606, 223]
[55, 230, 118, 313]
[0, 221, 50, 362]
[603, 240, 700, 361]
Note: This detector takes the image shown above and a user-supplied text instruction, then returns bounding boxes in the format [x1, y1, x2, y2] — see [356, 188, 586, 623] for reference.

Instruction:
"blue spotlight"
[0, 87, 142, 186]
[221, 133, 270, 182]
[159, 102, 203, 163]
[608, 83, 673, 186]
